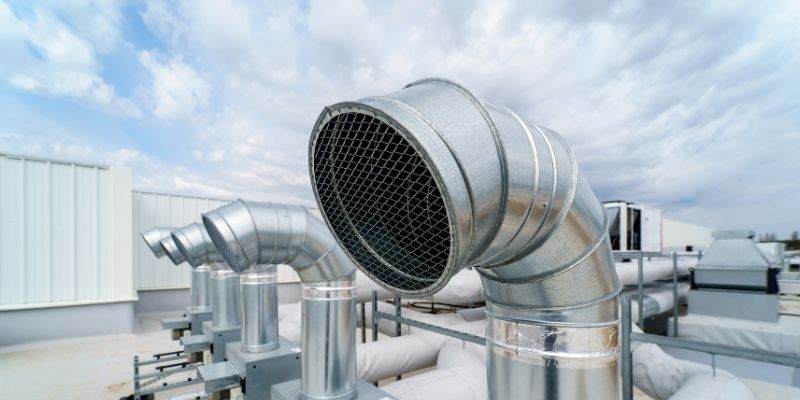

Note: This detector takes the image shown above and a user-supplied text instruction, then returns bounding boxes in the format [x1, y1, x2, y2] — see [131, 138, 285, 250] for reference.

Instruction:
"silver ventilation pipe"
[141, 227, 172, 258]
[308, 78, 622, 400]
[172, 223, 239, 327]
[239, 264, 280, 352]
[158, 233, 213, 312]
[203, 200, 357, 400]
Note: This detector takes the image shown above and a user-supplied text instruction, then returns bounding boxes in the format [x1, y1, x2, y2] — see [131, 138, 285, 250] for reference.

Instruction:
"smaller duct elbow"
[160, 235, 187, 265]
[171, 222, 225, 268]
[141, 227, 172, 258]
[203, 199, 355, 281]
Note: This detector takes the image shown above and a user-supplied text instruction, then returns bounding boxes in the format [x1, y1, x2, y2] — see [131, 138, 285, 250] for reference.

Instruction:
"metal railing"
[613, 250, 702, 333]
[368, 291, 486, 346]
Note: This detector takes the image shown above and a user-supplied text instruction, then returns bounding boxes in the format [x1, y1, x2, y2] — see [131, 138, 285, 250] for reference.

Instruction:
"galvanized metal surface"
[141, 227, 172, 258]
[204, 200, 358, 400]
[240, 267, 280, 352]
[308, 78, 621, 400]
[172, 222, 226, 268]
[211, 268, 241, 328]
[0, 154, 129, 308]
[190, 266, 212, 311]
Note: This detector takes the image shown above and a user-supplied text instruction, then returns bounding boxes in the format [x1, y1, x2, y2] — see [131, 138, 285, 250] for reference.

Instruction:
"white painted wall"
[0, 154, 134, 310]
[663, 217, 714, 252]
[132, 191, 301, 290]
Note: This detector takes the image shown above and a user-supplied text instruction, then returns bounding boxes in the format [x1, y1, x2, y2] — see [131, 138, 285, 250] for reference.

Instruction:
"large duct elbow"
[141, 227, 172, 258]
[204, 200, 357, 400]
[309, 78, 621, 400]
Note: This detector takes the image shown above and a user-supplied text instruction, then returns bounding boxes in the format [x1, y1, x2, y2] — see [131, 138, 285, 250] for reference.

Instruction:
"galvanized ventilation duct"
[141, 227, 172, 258]
[309, 78, 622, 400]
[142, 226, 211, 312]
[160, 235, 187, 265]
[203, 200, 357, 400]
[172, 223, 238, 328]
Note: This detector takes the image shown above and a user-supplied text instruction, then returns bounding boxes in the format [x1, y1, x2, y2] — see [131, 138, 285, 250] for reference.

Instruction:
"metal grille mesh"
[312, 111, 450, 292]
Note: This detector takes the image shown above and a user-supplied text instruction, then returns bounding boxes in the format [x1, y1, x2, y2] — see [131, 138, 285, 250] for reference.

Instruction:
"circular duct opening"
[311, 109, 451, 294]
[203, 212, 247, 273]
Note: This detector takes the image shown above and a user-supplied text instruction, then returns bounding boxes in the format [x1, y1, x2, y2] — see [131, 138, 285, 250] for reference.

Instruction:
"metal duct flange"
[309, 78, 622, 400]
[141, 227, 172, 258]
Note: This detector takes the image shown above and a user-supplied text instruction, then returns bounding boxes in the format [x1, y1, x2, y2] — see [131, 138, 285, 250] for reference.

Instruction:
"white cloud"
[133, 0, 799, 235]
[0, 1, 140, 116]
[3, 0, 799, 237]
[138, 50, 210, 121]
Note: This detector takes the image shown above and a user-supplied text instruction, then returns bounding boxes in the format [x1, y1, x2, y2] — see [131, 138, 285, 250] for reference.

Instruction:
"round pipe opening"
[203, 211, 248, 273]
[311, 109, 451, 295]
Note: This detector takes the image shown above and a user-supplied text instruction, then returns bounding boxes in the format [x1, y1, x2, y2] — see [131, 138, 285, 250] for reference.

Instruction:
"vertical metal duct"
[203, 200, 357, 400]
[240, 264, 280, 352]
[308, 78, 622, 400]
[172, 223, 239, 327]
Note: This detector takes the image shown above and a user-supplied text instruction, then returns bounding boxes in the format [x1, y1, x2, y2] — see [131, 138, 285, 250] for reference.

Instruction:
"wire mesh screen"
[312, 111, 450, 293]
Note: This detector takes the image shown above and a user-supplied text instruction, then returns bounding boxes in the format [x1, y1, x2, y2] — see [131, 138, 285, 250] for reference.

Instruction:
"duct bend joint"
[203, 200, 357, 400]
[309, 78, 622, 400]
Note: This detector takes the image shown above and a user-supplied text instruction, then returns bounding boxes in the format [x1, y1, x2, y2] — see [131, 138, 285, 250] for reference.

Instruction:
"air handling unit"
[308, 78, 622, 400]
[141, 227, 212, 338]
[688, 230, 781, 322]
[603, 201, 662, 253]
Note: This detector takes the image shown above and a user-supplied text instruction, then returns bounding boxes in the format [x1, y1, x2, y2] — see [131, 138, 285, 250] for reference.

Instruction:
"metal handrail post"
[621, 295, 633, 400]
[371, 290, 378, 342]
[672, 251, 679, 337]
[637, 250, 644, 327]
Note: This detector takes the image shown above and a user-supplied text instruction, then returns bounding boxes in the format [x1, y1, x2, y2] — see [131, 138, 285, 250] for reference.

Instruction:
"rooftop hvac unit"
[604, 201, 662, 253]
[308, 78, 621, 400]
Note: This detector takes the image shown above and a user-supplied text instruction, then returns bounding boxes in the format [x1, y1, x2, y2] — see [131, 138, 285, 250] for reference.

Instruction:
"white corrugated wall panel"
[133, 191, 230, 290]
[0, 154, 134, 309]
[133, 192, 301, 289]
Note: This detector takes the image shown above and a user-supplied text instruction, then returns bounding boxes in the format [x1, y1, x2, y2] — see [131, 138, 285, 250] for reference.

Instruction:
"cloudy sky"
[1, 0, 798, 236]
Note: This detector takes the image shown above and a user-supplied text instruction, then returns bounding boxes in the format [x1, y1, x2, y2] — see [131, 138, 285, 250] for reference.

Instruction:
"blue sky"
[0, 0, 798, 237]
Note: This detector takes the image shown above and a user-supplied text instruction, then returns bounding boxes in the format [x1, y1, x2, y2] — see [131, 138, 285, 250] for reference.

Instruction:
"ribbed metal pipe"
[308, 78, 622, 400]
[171, 223, 239, 327]
[203, 200, 357, 400]
[240, 265, 280, 352]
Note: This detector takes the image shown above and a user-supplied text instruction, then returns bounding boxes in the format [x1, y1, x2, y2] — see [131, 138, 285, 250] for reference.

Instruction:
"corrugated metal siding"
[0, 155, 121, 307]
[132, 192, 302, 290]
